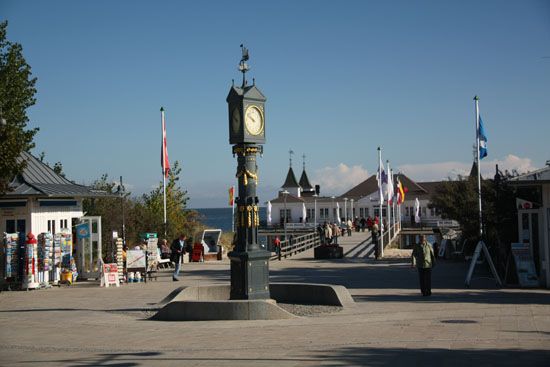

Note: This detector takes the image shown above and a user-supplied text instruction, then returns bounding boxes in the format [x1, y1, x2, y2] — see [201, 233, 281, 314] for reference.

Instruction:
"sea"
[194, 207, 267, 233]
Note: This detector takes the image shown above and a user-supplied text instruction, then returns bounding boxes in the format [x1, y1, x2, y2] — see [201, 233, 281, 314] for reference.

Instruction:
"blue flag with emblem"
[478, 115, 488, 160]
[76, 223, 90, 239]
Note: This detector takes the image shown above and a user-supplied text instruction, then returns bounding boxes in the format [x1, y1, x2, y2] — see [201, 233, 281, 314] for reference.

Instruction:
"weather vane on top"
[239, 44, 250, 87]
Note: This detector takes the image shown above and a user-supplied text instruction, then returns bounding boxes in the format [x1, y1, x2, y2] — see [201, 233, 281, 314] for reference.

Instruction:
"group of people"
[122, 234, 190, 282]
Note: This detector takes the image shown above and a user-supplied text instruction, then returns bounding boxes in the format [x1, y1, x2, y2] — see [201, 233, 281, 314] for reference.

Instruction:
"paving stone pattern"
[1, 231, 550, 366]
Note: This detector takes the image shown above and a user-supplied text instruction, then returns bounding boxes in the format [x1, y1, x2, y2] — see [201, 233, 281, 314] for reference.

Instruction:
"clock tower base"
[228, 249, 271, 300]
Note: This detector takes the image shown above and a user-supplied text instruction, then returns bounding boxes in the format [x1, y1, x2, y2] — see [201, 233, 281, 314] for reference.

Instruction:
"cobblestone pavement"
[1, 235, 550, 366]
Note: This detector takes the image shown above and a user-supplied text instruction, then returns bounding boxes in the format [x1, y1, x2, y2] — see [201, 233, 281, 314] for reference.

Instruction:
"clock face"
[231, 108, 241, 133]
[245, 105, 264, 136]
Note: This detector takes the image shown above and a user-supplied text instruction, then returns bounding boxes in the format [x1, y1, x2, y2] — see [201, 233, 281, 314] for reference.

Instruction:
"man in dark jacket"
[170, 234, 187, 281]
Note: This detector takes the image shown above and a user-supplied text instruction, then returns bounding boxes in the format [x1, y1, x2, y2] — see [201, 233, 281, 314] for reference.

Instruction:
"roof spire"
[289, 149, 294, 167]
[302, 153, 306, 171]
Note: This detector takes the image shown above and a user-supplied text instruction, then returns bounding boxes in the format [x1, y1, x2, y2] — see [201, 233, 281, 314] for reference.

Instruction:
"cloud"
[312, 163, 369, 195]
[397, 154, 537, 181]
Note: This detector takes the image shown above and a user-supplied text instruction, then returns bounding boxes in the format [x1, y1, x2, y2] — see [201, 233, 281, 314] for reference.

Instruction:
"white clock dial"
[245, 105, 264, 136]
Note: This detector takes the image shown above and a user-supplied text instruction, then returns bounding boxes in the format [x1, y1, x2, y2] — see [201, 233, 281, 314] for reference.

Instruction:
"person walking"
[371, 222, 380, 259]
[411, 235, 436, 296]
[170, 234, 187, 281]
[273, 236, 281, 260]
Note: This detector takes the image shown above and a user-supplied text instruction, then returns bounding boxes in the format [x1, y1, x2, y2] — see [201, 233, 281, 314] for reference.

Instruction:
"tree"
[140, 161, 202, 242]
[429, 170, 518, 274]
[0, 21, 38, 194]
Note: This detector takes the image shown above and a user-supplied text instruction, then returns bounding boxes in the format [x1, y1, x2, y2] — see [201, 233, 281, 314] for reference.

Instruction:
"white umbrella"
[302, 203, 307, 223]
[267, 201, 272, 226]
[336, 202, 342, 225]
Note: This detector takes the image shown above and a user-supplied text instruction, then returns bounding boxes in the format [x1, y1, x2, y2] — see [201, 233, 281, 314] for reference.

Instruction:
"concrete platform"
[152, 283, 354, 321]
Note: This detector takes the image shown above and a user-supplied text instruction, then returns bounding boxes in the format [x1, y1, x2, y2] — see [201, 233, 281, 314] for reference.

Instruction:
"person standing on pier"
[170, 234, 187, 281]
[411, 235, 436, 296]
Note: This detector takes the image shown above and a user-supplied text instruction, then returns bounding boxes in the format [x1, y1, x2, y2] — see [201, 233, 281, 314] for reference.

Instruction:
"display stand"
[146, 237, 159, 281]
[57, 231, 76, 284]
[115, 238, 124, 283]
[1, 233, 20, 290]
[37, 233, 52, 287]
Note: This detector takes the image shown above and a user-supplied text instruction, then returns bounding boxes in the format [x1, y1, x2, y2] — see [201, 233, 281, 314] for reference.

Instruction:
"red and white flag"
[228, 186, 234, 206]
[161, 108, 170, 178]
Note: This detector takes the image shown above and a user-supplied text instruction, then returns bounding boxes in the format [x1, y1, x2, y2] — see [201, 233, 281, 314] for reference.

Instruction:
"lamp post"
[350, 199, 354, 219]
[282, 190, 289, 243]
[331, 196, 335, 223]
[344, 198, 348, 224]
[313, 194, 318, 228]
[117, 176, 126, 247]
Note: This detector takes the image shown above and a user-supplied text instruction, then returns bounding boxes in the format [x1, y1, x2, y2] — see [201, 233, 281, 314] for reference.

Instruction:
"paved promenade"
[1, 231, 550, 366]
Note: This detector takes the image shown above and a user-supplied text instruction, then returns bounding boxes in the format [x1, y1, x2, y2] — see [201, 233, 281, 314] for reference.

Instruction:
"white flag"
[267, 201, 272, 225]
[414, 198, 420, 223]
[387, 170, 394, 203]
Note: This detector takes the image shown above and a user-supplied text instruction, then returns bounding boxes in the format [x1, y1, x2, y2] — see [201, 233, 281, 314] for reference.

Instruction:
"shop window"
[48, 220, 56, 234]
[6, 220, 15, 233]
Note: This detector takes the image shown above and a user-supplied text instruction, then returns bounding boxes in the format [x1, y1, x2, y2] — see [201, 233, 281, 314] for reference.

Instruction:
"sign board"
[76, 223, 90, 239]
[126, 250, 146, 269]
[146, 238, 159, 264]
[511, 242, 539, 287]
[139, 233, 158, 239]
[100, 263, 120, 287]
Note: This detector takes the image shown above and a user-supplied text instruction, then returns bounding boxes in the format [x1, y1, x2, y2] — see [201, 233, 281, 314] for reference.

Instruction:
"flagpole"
[465, 95, 502, 287]
[475, 95, 483, 238]
[378, 147, 384, 256]
[387, 160, 392, 242]
[161, 107, 167, 238]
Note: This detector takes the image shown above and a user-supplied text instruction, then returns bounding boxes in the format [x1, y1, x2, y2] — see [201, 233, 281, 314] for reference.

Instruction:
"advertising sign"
[126, 250, 146, 269]
[511, 242, 539, 288]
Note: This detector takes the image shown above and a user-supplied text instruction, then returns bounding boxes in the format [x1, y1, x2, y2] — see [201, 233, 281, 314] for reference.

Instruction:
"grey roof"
[299, 169, 314, 190]
[282, 167, 300, 188]
[509, 165, 550, 184]
[339, 173, 441, 201]
[4, 152, 111, 198]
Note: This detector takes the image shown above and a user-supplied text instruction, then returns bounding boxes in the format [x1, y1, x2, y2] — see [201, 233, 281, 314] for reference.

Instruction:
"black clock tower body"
[226, 83, 271, 300]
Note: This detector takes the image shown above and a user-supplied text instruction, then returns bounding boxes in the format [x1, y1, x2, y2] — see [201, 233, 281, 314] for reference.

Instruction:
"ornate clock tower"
[226, 45, 270, 300]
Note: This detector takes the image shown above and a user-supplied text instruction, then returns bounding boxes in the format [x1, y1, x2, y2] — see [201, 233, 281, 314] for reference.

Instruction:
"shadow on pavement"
[353, 290, 550, 305]
[20, 347, 550, 366]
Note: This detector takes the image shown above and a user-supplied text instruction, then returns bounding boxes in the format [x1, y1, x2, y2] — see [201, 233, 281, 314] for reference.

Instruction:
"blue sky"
[3, 0, 549, 207]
